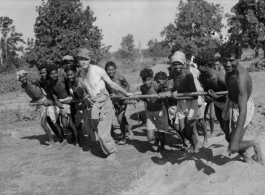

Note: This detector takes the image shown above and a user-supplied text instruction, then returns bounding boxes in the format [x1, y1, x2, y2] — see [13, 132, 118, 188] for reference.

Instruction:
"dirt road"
[1, 71, 265, 195]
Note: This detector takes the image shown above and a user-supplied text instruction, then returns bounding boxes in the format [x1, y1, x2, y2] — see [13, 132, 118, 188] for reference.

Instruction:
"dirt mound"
[123, 141, 265, 195]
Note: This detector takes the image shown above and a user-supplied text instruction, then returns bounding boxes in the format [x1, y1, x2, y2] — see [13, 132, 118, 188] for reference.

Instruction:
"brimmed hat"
[16, 70, 27, 80]
[78, 48, 92, 59]
[170, 51, 186, 64]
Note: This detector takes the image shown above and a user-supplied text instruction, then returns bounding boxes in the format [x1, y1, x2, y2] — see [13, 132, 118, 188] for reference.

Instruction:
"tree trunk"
[255, 47, 259, 58]
[263, 46, 265, 59]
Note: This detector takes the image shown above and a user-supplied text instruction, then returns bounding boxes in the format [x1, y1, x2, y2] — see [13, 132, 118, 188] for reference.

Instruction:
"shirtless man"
[219, 47, 264, 165]
[48, 66, 78, 145]
[195, 56, 227, 138]
[77, 48, 133, 159]
[169, 51, 199, 153]
[105, 61, 134, 144]
[16, 70, 56, 146]
[37, 65, 66, 144]
[65, 65, 98, 145]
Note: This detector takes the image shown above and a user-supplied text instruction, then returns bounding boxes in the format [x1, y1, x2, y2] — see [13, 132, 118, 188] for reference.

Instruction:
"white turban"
[16, 70, 27, 80]
[170, 51, 186, 64]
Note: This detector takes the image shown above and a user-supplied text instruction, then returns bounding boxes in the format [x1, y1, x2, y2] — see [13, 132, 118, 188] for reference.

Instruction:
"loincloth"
[177, 99, 198, 120]
[59, 96, 72, 117]
[222, 96, 255, 132]
[167, 105, 179, 125]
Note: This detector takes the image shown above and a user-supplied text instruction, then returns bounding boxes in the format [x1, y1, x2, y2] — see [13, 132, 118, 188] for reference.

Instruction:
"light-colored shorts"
[168, 105, 179, 125]
[47, 105, 60, 123]
[177, 99, 198, 121]
[146, 106, 169, 132]
[198, 103, 206, 119]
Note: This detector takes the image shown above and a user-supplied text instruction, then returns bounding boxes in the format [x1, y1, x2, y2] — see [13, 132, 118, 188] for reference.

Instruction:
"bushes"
[246, 60, 265, 72]
[0, 68, 38, 95]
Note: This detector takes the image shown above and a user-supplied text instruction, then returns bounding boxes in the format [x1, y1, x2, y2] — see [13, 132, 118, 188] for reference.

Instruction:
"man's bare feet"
[187, 145, 199, 153]
[152, 138, 159, 152]
[254, 144, 265, 166]
[208, 133, 215, 138]
[127, 133, 134, 140]
[118, 138, 126, 145]
[201, 140, 209, 148]
[106, 153, 117, 160]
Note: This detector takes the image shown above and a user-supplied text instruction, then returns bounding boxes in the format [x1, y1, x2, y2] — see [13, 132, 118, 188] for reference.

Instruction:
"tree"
[226, 0, 265, 58]
[147, 41, 170, 59]
[115, 34, 136, 65]
[161, 0, 224, 57]
[0, 17, 25, 67]
[26, 0, 110, 67]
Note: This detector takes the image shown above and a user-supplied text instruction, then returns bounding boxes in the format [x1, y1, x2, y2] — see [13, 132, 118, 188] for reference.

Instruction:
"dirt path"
[1, 72, 265, 195]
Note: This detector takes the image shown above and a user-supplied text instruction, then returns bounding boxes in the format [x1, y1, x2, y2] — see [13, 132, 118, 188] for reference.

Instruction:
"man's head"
[154, 71, 167, 87]
[219, 42, 242, 73]
[65, 65, 77, 82]
[105, 61, 116, 78]
[77, 48, 92, 69]
[170, 51, 186, 74]
[140, 68, 153, 87]
[62, 55, 74, 69]
[213, 60, 221, 71]
[16, 70, 27, 84]
[221, 55, 239, 73]
[47, 66, 58, 81]
[38, 64, 48, 80]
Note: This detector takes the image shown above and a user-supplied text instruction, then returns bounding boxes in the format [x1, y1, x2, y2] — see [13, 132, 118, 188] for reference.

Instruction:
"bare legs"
[179, 118, 199, 153]
[224, 121, 264, 166]
[209, 103, 216, 137]
[40, 109, 55, 145]
[147, 130, 165, 151]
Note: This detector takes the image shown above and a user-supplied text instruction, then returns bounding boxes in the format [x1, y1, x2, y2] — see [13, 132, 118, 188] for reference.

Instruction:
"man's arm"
[119, 76, 130, 92]
[98, 68, 133, 96]
[229, 77, 248, 153]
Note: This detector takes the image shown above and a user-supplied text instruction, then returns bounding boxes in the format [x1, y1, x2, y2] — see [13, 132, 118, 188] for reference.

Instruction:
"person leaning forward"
[77, 48, 134, 160]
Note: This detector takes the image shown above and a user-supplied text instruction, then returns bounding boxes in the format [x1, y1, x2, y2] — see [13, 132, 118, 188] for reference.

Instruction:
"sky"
[0, 0, 238, 52]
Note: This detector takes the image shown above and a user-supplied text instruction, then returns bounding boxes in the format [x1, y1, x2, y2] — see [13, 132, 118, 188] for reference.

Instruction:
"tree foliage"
[143, 39, 170, 59]
[114, 34, 137, 64]
[0, 16, 25, 68]
[161, 0, 224, 57]
[227, 0, 265, 57]
[26, 0, 110, 67]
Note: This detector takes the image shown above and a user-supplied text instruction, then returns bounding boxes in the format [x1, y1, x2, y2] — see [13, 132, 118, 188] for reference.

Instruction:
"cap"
[77, 48, 92, 59]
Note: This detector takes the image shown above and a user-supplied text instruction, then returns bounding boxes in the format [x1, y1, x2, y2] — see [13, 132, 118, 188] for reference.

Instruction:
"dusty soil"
[1, 71, 265, 195]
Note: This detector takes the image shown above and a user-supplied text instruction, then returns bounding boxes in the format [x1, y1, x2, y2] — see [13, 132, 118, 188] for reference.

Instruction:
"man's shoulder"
[91, 64, 105, 74]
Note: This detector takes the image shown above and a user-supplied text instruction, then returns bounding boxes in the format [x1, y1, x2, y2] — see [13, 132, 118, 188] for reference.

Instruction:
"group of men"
[15, 47, 264, 165]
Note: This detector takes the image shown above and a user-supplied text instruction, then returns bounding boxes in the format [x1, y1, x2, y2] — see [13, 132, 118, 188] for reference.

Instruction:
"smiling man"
[105, 61, 134, 145]
[220, 44, 264, 165]
[77, 48, 134, 159]
[169, 51, 199, 153]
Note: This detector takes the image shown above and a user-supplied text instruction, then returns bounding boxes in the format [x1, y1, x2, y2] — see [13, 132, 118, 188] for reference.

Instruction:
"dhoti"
[84, 89, 116, 155]
[222, 96, 255, 132]
[176, 99, 198, 120]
